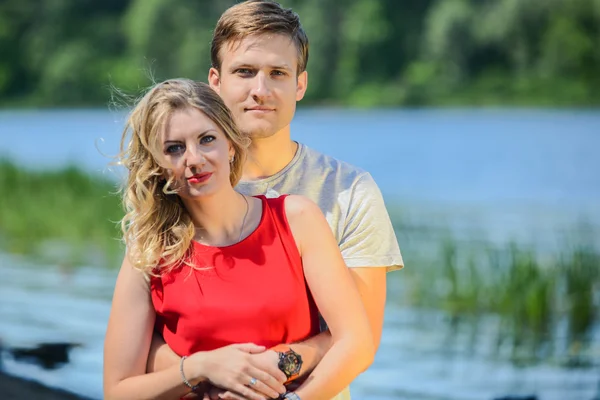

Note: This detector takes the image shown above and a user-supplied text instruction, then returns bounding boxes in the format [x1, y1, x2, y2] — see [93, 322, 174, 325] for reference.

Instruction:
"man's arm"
[336, 171, 403, 351]
[266, 267, 387, 378]
[267, 267, 386, 382]
[150, 172, 401, 396]
[210, 267, 385, 400]
[228, 172, 402, 386]
[348, 267, 387, 350]
[146, 331, 324, 381]
[253, 172, 400, 378]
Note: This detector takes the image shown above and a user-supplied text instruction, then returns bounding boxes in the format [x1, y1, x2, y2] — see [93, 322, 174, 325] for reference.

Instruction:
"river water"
[1, 109, 599, 399]
[1, 252, 598, 400]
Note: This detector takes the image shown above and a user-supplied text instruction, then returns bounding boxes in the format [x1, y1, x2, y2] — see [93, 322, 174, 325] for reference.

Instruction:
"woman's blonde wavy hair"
[118, 78, 249, 275]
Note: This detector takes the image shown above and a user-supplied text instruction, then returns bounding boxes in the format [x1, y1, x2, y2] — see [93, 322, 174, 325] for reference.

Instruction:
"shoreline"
[0, 371, 93, 400]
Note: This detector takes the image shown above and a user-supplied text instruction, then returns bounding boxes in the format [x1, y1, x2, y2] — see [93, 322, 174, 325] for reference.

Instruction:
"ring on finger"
[249, 377, 258, 386]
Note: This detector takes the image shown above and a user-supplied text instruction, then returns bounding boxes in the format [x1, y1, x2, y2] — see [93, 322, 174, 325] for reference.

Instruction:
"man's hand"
[206, 385, 241, 400]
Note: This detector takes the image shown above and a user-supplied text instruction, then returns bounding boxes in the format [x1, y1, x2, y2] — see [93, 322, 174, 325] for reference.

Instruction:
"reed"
[2, 160, 598, 365]
[398, 229, 599, 365]
[0, 159, 124, 267]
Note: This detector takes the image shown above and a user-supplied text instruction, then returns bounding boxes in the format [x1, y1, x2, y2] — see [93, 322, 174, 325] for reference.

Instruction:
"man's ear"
[208, 67, 221, 94]
[296, 70, 308, 101]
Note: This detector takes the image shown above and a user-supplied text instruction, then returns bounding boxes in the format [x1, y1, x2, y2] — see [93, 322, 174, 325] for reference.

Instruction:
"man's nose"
[250, 72, 271, 100]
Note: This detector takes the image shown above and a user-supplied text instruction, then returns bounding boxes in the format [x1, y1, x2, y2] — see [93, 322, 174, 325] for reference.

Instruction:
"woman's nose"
[184, 145, 206, 169]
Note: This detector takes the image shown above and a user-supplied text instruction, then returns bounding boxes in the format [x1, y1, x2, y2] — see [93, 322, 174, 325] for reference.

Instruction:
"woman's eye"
[165, 144, 184, 154]
[200, 135, 216, 144]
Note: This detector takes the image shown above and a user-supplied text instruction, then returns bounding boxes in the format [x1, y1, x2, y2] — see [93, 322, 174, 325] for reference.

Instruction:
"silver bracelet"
[180, 356, 200, 392]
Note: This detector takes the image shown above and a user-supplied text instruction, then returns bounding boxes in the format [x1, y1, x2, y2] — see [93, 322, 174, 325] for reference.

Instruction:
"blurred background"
[0, 0, 599, 399]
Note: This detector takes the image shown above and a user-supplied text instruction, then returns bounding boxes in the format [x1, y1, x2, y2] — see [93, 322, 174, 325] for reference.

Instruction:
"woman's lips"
[187, 173, 212, 184]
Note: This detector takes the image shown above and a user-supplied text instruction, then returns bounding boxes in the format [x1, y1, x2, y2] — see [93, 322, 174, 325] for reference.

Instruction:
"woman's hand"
[204, 350, 282, 400]
[191, 344, 286, 400]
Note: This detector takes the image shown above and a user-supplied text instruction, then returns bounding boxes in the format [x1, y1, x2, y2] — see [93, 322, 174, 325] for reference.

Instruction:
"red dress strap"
[261, 194, 302, 267]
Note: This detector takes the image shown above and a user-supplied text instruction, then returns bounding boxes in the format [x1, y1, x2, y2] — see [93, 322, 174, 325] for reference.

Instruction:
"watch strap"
[284, 392, 301, 400]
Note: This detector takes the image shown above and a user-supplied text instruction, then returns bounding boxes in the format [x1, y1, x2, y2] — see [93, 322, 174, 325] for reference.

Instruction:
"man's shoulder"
[299, 143, 368, 184]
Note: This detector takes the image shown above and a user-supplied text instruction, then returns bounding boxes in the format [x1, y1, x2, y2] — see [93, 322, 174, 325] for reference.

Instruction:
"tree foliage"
[1, 0, 598, 107]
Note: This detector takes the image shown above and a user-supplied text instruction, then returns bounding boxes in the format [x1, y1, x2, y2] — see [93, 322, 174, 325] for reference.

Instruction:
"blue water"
[3, 108, 599, 246]
[1, 108, 599, 209]
[1, 109, 599, 399]
[1, 255, 598, 400]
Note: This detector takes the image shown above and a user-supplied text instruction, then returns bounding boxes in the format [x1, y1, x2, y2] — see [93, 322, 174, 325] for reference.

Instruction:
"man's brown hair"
[211, 0, 309, 74]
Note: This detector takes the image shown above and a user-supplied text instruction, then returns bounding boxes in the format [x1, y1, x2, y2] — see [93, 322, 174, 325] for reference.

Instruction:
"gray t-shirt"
[237, 143, 402, 400]
[237, 142, 403, 272]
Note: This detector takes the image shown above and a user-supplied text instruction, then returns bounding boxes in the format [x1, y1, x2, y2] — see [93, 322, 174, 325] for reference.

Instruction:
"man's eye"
[236, 68, 253, 76]
[272, 70, 286, 76]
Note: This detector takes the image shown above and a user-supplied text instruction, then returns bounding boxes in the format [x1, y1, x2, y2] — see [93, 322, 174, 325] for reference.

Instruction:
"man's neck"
[242, 129, 298, 181]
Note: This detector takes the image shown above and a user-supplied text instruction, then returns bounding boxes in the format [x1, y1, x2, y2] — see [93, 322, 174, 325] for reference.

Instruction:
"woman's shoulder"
[259, 194, 325, 237]
[278, 194, 323, 224]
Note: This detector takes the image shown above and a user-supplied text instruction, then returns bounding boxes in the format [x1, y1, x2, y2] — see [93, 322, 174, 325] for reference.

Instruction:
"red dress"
[150, 195, 320, 356]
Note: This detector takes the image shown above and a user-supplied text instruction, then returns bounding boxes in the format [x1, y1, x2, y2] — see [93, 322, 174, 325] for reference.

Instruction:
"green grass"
[0, 159, 124, 268]
[2, 160, 598, 366]
[396, 227, 599, 365]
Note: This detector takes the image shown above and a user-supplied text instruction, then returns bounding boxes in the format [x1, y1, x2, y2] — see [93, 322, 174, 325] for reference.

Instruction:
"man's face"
[208, 34, 307, 139]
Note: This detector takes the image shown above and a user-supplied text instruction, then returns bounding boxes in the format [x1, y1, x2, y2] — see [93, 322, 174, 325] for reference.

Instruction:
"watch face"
[279, 351, 302, 376]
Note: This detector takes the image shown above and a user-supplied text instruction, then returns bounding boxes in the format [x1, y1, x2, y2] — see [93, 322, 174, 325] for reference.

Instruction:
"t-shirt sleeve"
[339, 172, 404, 272]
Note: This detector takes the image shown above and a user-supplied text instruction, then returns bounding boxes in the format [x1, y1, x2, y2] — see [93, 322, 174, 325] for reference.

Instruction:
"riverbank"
[0, 371, 92, 400]
[1, 159, 598, 364]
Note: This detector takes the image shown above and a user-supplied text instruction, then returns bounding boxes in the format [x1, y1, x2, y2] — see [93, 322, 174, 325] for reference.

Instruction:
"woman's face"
[159, 107, 234, 200]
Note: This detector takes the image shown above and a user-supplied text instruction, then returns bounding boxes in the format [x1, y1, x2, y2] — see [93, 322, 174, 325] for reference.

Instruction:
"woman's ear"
[229, 143, 235, 163]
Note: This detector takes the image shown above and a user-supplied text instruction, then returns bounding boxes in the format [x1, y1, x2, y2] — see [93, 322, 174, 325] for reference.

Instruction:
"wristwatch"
[271, 344, 302, 383]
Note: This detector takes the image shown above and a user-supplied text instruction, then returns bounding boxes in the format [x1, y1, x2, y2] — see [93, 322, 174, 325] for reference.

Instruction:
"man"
[148, 1, 403, 399]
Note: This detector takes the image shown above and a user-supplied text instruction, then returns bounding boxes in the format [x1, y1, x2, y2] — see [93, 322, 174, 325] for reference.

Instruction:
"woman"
[103, 79, 374, 400]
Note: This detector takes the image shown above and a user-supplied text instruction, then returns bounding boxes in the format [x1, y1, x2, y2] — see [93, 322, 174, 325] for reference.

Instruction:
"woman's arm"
[103, 255, 200, 400]
[285, 195, 375, 399]
[104, 256, 286, 400]
[146, 332, 182, 373]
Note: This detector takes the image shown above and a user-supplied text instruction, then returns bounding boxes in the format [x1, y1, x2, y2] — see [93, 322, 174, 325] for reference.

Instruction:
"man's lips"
[187, 173, 212, 184]
[244, 106, 275, 112]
